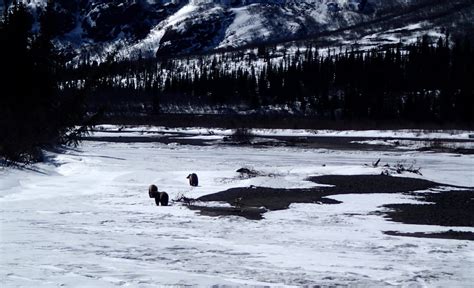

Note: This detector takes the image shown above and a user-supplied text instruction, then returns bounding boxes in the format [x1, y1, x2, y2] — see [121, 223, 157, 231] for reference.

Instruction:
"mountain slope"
[2, 0, 473, 59]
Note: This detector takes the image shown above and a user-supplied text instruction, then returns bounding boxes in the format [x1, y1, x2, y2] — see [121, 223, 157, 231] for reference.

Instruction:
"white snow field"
[1, 128, 474, 287]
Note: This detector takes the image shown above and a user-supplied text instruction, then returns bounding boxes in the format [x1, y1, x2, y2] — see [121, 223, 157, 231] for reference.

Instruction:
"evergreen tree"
[0, 2, 92, 164]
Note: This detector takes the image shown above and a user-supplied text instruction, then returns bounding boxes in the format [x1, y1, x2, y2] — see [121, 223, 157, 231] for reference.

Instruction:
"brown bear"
[157, 191, 169, 206]
[148, 184, 158, 198]
[148, 185, 169, 206]
[186, 173, 198, 187]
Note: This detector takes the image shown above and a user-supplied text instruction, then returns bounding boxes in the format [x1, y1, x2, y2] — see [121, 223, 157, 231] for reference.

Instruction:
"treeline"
[0, 2, 94, 163]
[62, 36, 473, 123]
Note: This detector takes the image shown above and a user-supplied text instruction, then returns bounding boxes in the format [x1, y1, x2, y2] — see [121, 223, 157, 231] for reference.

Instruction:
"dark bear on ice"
[148, 184, 169, 206]
[187, 173, 198, 187]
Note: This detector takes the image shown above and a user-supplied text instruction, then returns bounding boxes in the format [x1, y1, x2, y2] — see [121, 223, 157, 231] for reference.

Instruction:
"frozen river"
[1, 128, 473, 287]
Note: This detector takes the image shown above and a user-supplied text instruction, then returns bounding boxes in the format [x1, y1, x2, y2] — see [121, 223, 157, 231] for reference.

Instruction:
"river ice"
[1, 129, 473, 287]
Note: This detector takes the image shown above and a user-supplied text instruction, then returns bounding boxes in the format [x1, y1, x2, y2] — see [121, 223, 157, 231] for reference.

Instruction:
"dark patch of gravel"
[198, 186, 341, 211]
[384, 230, 474, 241]
[307, 175, 440, 194]
[193, 175, 443, 220]
[190, 174, 474, 241]
[383, 190, 474, 227]
[187, 206, 267, 220]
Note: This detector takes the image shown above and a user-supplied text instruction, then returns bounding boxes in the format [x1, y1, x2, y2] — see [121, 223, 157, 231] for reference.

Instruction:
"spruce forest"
[61, 36, 474, 124]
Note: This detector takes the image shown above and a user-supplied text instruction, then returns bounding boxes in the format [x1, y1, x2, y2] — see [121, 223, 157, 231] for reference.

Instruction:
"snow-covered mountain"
[2, 0, 473, 59]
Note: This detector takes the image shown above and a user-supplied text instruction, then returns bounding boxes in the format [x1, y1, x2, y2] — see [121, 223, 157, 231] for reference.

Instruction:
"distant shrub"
[231, 128, 253, 143]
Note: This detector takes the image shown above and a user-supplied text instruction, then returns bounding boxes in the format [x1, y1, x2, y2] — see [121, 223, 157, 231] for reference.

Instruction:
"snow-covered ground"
[1, 129, 473, 287]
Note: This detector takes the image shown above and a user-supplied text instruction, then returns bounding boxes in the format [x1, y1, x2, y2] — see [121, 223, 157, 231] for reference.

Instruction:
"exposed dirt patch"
[191, 175, 444, 220]
[384, 230, 474, 241]
[198, 186, 341, 211]
[383, 190, 474, 227]
[187, 206, 267, 221]
[307, 175, 438, 194]
[189, 175, 474, 240]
